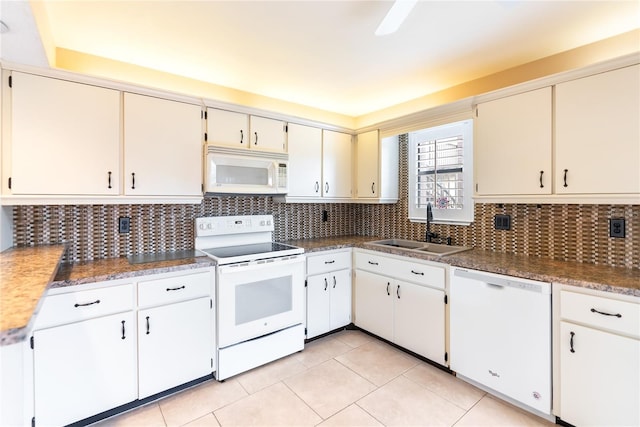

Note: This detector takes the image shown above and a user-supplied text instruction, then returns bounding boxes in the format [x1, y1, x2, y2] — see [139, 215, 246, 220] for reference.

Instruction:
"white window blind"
[415, 134, 465, 210]
[408, 120, 473, 224]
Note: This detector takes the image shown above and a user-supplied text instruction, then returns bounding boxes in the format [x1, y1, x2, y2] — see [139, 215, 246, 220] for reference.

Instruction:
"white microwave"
[205, 147, 289, 195]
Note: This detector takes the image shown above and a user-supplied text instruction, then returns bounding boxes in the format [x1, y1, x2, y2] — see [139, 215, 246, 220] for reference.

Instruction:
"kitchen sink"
[368, 239, 472, 257]
[368, 239, 426, 249]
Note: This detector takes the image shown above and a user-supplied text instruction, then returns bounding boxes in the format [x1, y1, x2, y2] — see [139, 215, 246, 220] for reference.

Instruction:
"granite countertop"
[52, 253, 215, 288]
[0, 248, 215, 346]
[2, 236, 638, 345]
[286, 236, 640, 297]
[0, 245, 66, 345]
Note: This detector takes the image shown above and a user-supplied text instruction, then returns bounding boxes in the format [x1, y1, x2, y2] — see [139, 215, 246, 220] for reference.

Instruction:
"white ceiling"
[5, 1, 640, 116]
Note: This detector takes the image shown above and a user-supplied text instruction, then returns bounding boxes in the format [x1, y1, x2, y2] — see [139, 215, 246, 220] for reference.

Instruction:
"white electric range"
[194, 214, 305, 380]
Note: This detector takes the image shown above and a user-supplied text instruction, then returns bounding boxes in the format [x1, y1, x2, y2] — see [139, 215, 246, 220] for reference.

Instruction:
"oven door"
[217, 255, 305, 348]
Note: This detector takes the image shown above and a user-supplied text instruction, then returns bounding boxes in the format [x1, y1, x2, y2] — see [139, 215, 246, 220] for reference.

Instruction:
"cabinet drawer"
[391, 259, 445, 289]
[138, 271, 211, 308]
[561, 291, 640, 338]
[307, 250, 351, 276]
[355, 251, 445, 290]
[354, 251, 390, 274]
[35, 283, 134, 329]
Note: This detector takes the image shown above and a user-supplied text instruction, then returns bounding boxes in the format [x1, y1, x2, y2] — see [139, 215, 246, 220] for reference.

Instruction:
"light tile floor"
[94, 330, 555, 427]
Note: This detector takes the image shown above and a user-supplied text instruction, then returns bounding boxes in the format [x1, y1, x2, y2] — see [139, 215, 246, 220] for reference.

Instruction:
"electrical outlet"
[118, 217, 131, 233]
[609, 218, 625, 238]
[494, 214, 511, 230]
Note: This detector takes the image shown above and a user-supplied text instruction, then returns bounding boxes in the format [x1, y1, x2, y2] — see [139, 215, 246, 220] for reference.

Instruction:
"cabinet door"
[124, 93, 202, 196]
[560, 322, 640, 427]
[33, 312, 137, 427]
[250, 116, 286, 152]
[287, 123, 322, 198]
[475, 87, 552, 195]
[207, 108, 249, 148]
[393, 281, 445, 364]
[322, 130, 352, 198]
[555, 64, 640, 194]
[306, 274, 332, 339]
[10, 72, 120, 195]
[329, 269, 352, 330]
[356, 130, 379, 198]
[354, 270, 392, 341]
[138, 297, 212, 398]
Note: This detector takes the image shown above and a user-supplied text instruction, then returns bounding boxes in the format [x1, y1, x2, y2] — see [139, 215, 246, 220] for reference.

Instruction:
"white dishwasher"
[450, 267, 552, 416]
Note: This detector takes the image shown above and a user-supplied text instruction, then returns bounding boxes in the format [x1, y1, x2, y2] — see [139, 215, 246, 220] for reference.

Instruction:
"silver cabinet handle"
[254, 131, 258, 145]
[315, 181, 319, 193]
[333, 276, 337, 288]
[371, 182, 375, 194]
[324, 277, 328, 291]
[325, 182, 329, 193]
[240, 129, 244, 144]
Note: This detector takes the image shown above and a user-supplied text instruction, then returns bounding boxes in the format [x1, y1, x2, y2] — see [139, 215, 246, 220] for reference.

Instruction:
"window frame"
[408, 119, 474, 225]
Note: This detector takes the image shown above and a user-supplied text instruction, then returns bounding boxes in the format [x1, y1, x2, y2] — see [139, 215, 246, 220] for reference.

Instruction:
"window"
[408, 119, 473, 224]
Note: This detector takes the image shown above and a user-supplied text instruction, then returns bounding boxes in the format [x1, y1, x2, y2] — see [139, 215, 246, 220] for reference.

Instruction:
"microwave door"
[206, 154, 282, 194]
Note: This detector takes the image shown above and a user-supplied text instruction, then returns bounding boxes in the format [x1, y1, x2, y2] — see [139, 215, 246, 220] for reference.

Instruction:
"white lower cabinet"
[354, 250, 447, 365]
[31, 268, 215, 426]
[559, 288, 640, 426]
[305, 250, 352, 339]
[393, 278, 445, 363]
[33, 312, 138, 427]
[306, 270, 352, 339]
[137, 297, 212, 398]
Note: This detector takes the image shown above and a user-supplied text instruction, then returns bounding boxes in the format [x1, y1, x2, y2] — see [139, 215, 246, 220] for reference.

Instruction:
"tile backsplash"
[12, 198, 637, 269]
[12, 198, 357, 263]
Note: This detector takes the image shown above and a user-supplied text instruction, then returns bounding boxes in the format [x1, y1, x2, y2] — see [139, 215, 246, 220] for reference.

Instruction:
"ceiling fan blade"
[375, 0, 418, 36]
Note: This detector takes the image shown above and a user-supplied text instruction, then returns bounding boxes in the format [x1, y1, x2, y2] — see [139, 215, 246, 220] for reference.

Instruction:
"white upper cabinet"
[206, 108, 248, 148]
[555, 64, 640, 195]
[124, 93, 203, 196]
[284, 128, 397, 203]
[474, 63, 639, 202]
[250, 115, 286, 152]
[355, 131, 399, 202]
[475, 87, 552, 195]
[287, 123, 322, 198]
[8, 72, 120, 195]
[322, 130, 352, 198]
[206, 108, 285, 153]
[356, 130, 379, 198]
